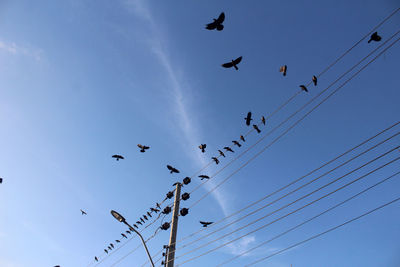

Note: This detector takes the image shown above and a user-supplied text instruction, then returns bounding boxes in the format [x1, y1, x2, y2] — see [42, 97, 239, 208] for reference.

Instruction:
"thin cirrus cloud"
[0, 40, 43, 61]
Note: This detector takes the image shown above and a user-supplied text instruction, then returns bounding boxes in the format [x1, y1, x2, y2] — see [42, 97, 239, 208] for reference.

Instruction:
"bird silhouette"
[200, 221, 213, 227]
[150, 207, 160, 213]
[137, 144, 150, 153]
[116, 239, 120, 243]
[147, 211, 152, 217]
[136, 221, 142, 225]
[112, 154, 124, 161]
[222, 56, 242, 70]
[206, 12, 225, 31]
[0, 177, 2, 183]
[140, 218, 145, 224]
[108, 246, 112, 250]
[104, 249, 108, 254]
[121, 233, 127, 239]
[368, 32, 382, 43]
[253, 125, 261, 133]
[95, 257, 98, 262]
[198, 175, 210, 180]
[143, 215, 148, 221]
[240, 135, 245, 142]
[232, 140, 241, 147]
[133, 224, 138, 229]
[80, 209, 87, 215]
[212, 157, 219, 165]
[126, 230, 131, 234]
[299, 85, 308, 93]
[312, 75, 317, 86]
[244, 112, 252, 126]
[224, 146, 234, 153]
[199, 144, 207, 153]
[279, 65, 287, 76]
[167, 165, 180, 174]
[110, 243, 114, 248]
[156, 203, 161, 209]
[261, 116, 266, 125]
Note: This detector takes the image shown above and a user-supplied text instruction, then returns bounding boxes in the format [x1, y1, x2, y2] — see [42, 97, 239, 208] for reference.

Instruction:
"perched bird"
[126, 230, 131, 234]
[150, 207, 160, 213]
[222, 56, 242, 70]
[147, 211, 152, 217]
[133, 224, 138, 229]
[104, 249, 108, 254]
[279, 65, 287, 76]
[136, 221, 142, 225]
[261, 116, 266, 125]
[200, 221, 213, 227]
[224, 146, 234, 153]
[95, 257, 98, 262]
[112, 154, 124, 161]
[121, 233, 127, 239]
[199, 175, 210, 180]
[218, 150, 226, 157]
[108, 246, 112, 250]
[140, 218, 145, 224]
[137, 144, 150, 153]
[232, 140, 241, 147]
[0, 177, 2, 183]
[156, 203, 161, 209]
[80, 209, 87, 215]
[167, 165, 180, 174]
[253, 125, 261, 133]
[110, 243, 114, 249]
[240, 135, 245, 142]
[205, 12, 225, 31]
[244, 112, 252, 126]
[199, 144, 207, 153]
[143, 215, 148, 221]
[116, 239, 120, 243]
[368, 32, 382, 43]
[212, 157, 219, 165]
[299, 85, 308, 93]
[312, 75, 318, 86]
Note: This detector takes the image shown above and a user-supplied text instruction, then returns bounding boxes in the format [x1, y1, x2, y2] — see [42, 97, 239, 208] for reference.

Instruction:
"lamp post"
[110, 210, 155, 267]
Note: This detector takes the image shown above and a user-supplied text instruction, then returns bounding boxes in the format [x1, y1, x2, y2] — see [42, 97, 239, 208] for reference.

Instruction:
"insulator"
[181, 192, 190, 201]
[161, 222, 170, 230]
[183, 177, 191, 185]
[166, 191, 174, 199]
[162, 206, 172, 214]
[180, 208, 189, 216]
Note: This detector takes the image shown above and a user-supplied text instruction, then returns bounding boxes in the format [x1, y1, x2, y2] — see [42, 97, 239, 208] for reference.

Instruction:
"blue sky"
[0, 0, 399, 266]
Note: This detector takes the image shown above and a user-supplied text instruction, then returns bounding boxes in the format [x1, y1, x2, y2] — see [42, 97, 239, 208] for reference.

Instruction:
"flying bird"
[200, 221, 213, 227]
[205, 12, 225, 31]
[212, 157, 219, 165]
[240, 135, 245, 142]
[167, 165, 180, 174]
[224, 146, 234, 153]
[95, 257, 98, 262]
[137, 144, 150, 153]
[121, 233, 127, 238]
[299, 85, 308, 93]
[244, 112, 252, 126]
[312, 75, 317, 86]
[253, 125, 261, 133]
[80, 209, 87, 215]
[199, 175, 210, 180]
[199, 144, 207, 153]
[218, 150, 226, 157]
[222, 56, 242, 70]
[112, 154, 124, 161]
[279, 65, 287, 76]
[232, 140, 241, 147]
[261, 116, 266, 125]
[368, 32, 382, 43]
[104, 249, 108, 254]
[115, 239, 120, 243]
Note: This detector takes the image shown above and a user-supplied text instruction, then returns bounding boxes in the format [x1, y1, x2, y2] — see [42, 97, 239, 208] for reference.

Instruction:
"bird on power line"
[143, 215, 148, 221]
[136, 221, 142, 225]
[368, 31, 382, 43]
[232, 140, 241, 147]
[80, 209, 87, 215]
[150, 207, 160, 213]
[0, 177, 3, 183]
[253, 124, 261, 133]
[240, 135, 245, 142]
[104, 249, 108, 254]
[205, 12, 225, 31]
[140, 218, 145, 224]
[156, 202, 161, 209]
[218, 149, 226, 157]
[107, 246, 112, 250]
[137, 144, 150, 153]
[244, 112, 252, 126]
[261, 116, 266, 125]
[224, 146, 234, 153]
[110, 243, 114, 248]
[198, 175, 210, 180]
[121, 233, 127, 239]
[279, 65, 287, 76]
[222, 56, 243, 70]
[112, 154, 124, 161]
[212, 157, 220, 165]
[200, 221, 214, 227]
[133, 224, 138, 229]
[167, 165, 180, 174]
[95, 257, 98, 262]
[147, 211, 152, 217]
[199, 144, 207, 153]
[126, 230, 131, 234]
[115, 239, 120, 243]
[299, 85, 308, 93]
[312, 75, 318, 86]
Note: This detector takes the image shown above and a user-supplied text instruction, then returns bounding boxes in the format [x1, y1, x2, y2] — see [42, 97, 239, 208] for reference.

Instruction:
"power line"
[217, 170, 400, 266]
[244, 196, 400, 266]
[174, 154, 400, 265]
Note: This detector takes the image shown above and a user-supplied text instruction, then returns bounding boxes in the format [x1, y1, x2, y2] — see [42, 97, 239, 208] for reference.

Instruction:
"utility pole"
[166, 182, 182, 267]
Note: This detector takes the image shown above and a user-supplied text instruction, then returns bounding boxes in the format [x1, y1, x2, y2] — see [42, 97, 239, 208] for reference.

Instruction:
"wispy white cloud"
[0, 40, 43, 61]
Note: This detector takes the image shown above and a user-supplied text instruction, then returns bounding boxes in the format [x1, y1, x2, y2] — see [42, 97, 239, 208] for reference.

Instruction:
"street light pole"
[111, 210, 155, 267]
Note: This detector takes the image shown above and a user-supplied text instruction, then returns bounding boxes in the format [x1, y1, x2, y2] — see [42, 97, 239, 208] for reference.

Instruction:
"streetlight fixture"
[110, 210, 155, 267]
